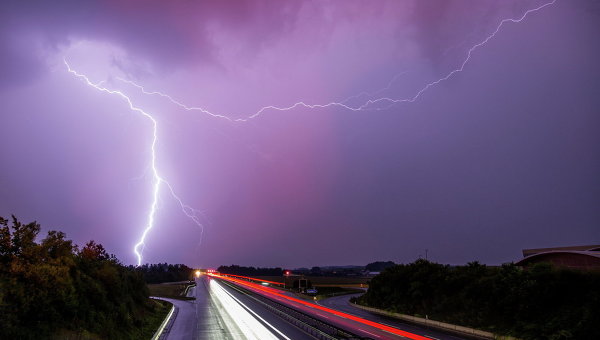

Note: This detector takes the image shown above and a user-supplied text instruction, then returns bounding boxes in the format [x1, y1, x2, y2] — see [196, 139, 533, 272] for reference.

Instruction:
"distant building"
[516, 245, 600, 271]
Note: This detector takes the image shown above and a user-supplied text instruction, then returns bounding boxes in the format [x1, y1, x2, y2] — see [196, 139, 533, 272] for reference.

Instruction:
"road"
[155, 275, 470, 340]
[157, 277, 316, 339]
[212, 274, 469, 340]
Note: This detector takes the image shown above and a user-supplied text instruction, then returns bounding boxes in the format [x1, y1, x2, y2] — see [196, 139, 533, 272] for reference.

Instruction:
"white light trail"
[64, 59, 203, 266]
[209, 279, 284, 340]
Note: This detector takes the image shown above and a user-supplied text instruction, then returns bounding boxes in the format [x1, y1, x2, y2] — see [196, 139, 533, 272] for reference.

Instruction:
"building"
[516, 245, 600, 271]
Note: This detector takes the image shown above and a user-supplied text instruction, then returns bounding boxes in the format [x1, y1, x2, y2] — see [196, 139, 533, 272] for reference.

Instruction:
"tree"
[358, 260, 600, 339]
[0, 215, 153, 339]
[79, 240, 109, 261]
[365, 261, 396, 272]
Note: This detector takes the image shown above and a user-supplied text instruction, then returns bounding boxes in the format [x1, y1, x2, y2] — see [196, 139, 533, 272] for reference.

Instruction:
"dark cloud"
[0, 0, 306, 87]
[410, 0, 549, 71]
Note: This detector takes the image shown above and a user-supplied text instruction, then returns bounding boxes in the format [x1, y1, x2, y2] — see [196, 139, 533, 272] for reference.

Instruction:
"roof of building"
[515, 250, 600, 268]
[522, 245, 600, 257]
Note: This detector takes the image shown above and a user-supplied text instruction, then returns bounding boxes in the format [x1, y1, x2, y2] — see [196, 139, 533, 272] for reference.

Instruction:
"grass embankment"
[53, 299, 172, 340]
[141, 299, 172, 337]
[148, 282, 196, 300]
[255, 276, 370, 287]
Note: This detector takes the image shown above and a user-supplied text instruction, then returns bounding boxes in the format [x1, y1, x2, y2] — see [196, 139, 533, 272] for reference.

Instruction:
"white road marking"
[358, 328, 382, 338]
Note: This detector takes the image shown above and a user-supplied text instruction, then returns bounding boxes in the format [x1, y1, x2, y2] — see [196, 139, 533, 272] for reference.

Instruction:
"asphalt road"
[155, 275, 471, 340]
[158, 277, 315, 340]
[214, 274, 471, 340]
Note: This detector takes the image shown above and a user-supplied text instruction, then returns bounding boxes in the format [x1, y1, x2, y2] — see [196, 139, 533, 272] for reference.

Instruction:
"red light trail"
[208, 273, 432, 340]
[218, 273, 283, 286]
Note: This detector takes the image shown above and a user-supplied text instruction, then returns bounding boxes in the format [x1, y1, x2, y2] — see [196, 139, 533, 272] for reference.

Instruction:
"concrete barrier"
[351, 303, 519, 340]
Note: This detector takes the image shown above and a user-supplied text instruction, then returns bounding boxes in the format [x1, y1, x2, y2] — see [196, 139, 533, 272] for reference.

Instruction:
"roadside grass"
[148, 282, 195, 300]
[314, 286, 364, 296]
[140, 299, 172, 339]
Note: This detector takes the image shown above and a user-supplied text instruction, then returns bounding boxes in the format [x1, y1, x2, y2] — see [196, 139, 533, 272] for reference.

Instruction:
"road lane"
[216, 279, 316, 339]
[158, 277, 316, 340]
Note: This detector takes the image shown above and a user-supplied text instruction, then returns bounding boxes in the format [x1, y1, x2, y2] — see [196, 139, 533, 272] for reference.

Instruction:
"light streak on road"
[219, 273, 283, 286]
[209, 279, 286, 340]
[209, 273, 433, 340]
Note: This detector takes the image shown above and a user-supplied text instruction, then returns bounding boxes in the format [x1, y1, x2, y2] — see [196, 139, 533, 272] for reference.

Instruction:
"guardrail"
[182, 283, 195, 297]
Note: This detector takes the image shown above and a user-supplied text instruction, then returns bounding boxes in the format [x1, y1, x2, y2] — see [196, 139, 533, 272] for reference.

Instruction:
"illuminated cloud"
[1, 0, 599, 267]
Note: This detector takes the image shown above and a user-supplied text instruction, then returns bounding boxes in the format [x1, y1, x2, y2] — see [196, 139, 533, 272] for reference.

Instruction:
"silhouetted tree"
[217, 264, 283, 276]
[358, 259, 600, 339]
[133, 263, 193, 283]
[365, 261, 396, 272]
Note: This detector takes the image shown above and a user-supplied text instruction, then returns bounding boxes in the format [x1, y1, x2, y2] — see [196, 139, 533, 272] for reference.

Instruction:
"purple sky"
[1, 0, 599, 268]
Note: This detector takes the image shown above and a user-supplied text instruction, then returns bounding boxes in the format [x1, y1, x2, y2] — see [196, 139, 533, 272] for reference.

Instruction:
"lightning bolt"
[118, 0, 558, 119]
[338, 71, 408, 106]
[357, 0, 559, 110]
[64, 0, 557, 265]
[64, 59, 204, 265]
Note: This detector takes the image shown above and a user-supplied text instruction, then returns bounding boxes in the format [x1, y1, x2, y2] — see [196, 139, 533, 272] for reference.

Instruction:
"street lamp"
[283, 270, 291, 289]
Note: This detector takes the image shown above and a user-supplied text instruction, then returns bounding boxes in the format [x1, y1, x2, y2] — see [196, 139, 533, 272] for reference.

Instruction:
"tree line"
[217, 264, 283, 276]
[356, 259, 600, 339]
[0, 216, 159, 339]
[133, 263, 193, 283]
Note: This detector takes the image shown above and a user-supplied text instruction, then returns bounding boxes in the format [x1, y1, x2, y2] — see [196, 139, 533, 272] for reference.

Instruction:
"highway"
[157, 277, 317, 339]
[156, 275, 469, 340]
[210, 273, 470, 340]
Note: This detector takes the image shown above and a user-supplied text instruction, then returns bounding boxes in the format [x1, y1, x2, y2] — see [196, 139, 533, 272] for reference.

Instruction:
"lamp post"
[283, 270, 290, 289]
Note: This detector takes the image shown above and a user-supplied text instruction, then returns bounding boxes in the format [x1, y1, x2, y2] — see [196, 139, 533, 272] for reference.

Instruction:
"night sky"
[1, 0, 599, 268]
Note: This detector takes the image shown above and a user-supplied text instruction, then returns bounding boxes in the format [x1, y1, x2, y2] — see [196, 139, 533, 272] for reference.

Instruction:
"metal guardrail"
[182, 283, 196, 297]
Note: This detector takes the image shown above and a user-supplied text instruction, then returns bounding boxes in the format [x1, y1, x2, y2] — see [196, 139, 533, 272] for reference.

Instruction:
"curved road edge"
[150, 297, 177, 340]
